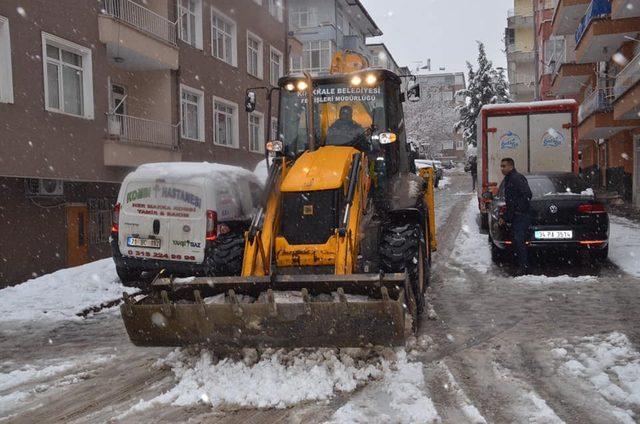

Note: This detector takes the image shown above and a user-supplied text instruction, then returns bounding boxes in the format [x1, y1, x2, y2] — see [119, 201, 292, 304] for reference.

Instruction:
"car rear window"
[528, 175, 589, 197]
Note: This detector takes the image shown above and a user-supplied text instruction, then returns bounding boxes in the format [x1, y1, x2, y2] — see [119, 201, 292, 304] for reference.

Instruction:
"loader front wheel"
[207, 233, 245, 276]
[380, 223, 426, 316]
[116, 266, 141, 287]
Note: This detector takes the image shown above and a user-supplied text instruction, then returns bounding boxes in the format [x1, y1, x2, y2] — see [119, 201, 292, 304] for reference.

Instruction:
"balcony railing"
[578, 86, 614, 122]
[102, 0, 177, 46]
[614, 52, 640, 100]
[107, 114, 180, 150]
[575, 0, 611, 45]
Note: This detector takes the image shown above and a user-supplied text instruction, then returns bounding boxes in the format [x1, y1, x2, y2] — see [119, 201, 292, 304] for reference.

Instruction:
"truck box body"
[476, 100, 579, 216]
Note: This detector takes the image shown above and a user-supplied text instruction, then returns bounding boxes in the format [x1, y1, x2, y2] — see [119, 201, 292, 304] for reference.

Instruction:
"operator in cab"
[326, 105, 368, 149]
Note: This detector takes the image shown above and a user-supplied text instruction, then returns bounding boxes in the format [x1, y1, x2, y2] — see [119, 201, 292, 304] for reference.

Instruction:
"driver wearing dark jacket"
[326, 106, 366, 147]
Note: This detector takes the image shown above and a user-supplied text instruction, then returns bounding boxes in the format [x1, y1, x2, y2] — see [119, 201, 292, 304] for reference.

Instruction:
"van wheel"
[116, 266, 141, 287]
[207, 233, 245, 276]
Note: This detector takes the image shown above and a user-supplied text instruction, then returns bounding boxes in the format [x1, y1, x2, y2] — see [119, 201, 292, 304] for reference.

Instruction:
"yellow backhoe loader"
[120, 52, 437, 348]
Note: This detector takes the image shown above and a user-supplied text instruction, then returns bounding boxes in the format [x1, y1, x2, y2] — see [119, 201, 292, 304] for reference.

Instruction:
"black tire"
[379, 223, 427, 315]
[480, 212, 489, 231]
[116, 266, 141, 287]
[489, 236, 506, 264]
[590, 245, 609, 263]
[206, 233, 245, 276]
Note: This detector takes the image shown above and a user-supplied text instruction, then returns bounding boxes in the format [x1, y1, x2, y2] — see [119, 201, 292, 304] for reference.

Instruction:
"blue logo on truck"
[542, 128, 564, 147]
[500, 131, 521, 150]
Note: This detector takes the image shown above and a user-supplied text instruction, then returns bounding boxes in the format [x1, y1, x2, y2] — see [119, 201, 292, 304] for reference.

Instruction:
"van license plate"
[127, 237, 161, 249]
[534, 230, 573, 240]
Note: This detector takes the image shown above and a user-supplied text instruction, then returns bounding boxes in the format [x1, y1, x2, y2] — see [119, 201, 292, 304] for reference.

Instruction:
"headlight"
[378, 133, 397, 145]
[267, 140, 283, 152]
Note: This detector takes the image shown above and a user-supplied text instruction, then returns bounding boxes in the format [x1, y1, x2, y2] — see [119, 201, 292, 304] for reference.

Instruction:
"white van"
[111, 162, 262, 285]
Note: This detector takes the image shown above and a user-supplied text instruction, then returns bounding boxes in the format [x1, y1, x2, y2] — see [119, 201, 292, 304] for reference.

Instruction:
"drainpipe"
[533, 2, 540, 100]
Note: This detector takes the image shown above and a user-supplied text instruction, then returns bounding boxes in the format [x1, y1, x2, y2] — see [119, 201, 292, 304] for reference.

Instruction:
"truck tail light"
[206, 210, 218, 241]
[578, 203, 606, 214]
[499, 205, 507, 216]
[112, 203, 120, 233]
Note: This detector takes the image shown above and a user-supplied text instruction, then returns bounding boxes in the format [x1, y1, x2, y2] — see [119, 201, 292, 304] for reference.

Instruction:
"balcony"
[614, 51, 640, 119]
[104, 114, 181, 167]
[551, 61, 593, 95]
[552, 0, 591, 35]
[575, 0, 611, 44]
[612, 0, 640, 19]
[98, 0, 179, 71]
[574, 0, 640, 63]
[578, 87, 640, 139]
[508, 13, 535, 29]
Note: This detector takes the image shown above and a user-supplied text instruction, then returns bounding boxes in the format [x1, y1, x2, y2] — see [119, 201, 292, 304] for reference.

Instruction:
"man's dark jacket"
[503, 169, 532, 223]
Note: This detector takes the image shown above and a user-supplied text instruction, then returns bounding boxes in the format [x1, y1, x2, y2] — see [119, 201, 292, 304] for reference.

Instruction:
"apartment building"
[366, 43, 400, 74]
[546, 0, 640, 207]
[0, 0, 287, 285]
[405, 72, 467, 162]
[287, 0, 383, 73]
[534, 0, 558, 100]
[505, 0, 537, 101]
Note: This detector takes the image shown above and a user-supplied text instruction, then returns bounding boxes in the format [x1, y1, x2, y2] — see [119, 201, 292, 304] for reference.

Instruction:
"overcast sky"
[362, 0, 513, 76]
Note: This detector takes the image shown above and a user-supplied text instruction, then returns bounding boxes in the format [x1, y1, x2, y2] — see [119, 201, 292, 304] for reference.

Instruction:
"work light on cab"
[350, 75, 362, 86]
[267, 140, 283, 153]
[377, 132, 397, 144]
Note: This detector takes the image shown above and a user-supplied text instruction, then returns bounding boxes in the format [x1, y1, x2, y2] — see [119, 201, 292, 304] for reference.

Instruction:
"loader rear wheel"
[116, 266, 141, 287]
[380, 223, 426, 316]
[207, 233, 245, 276]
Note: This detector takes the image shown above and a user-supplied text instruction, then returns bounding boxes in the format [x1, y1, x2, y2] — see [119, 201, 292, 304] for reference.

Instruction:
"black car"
[488, 173, 609, 263]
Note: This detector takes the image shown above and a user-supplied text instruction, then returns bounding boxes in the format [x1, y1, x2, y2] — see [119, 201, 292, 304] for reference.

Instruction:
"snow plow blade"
[120, 273, 412, 349]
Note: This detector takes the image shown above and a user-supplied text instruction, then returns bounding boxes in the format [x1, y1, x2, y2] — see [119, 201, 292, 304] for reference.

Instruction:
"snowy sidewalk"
[609, 215, 640, 278]
[0, 259, 135, 322]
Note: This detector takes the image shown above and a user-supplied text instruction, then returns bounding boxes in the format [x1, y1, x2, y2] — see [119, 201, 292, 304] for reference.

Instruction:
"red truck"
[476, 100, 580, 229]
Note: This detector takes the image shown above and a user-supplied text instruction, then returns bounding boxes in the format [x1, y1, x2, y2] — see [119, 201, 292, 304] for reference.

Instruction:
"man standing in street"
[498, 158, 532, 276]
[467, 156, 478, 191]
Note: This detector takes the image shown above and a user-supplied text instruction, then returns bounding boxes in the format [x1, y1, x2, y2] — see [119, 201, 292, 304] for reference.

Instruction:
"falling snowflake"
[612, 52, 628, 67]
[16, 6, 26, 17]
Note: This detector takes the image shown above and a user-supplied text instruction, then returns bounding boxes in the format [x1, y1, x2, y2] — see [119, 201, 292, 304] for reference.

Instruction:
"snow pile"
[437, 176, 450, 189]
[514, 274, 598, 285]
[452, 198, 491, 273]
[0, 259, 136, 322]
[609, 215, 640, 277]
[253, 158, 271, 184]
[328, 350, 440, 424]
[124, 347, 401, 414]
[553, 332, 640, 422]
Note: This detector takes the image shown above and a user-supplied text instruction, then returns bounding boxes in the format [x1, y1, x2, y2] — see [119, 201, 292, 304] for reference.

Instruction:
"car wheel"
[489, 236, 506, 264]
[590, 245, 609, 263]
[480, 213, 489, 231]
[116, 266, 141, 287]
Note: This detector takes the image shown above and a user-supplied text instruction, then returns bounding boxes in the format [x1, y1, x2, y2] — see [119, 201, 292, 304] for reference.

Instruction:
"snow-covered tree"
[454, 42, 511, 147]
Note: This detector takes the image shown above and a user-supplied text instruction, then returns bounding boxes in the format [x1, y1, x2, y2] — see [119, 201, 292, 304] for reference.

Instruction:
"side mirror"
[407, 82, 420, 102]
[482, 192, 494, 200]
[245, 91, 256, 112]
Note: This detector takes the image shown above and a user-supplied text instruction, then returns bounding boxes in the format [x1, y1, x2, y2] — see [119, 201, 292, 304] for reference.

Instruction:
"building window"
[248, 112, 264, 153]
[211, 8, 236, 66]
[289, 6, 317, 29]
[270, 47, 283, 86]
[0, 16, 13, 104]
[42, 32, 94, 119]
[178, 0, 202, 49]
[247, 32, 263, 79]
[268, 0, 284, 22]
[180, 84, 204, 141]
[213, 96, 239, 148]
[456, 140, 464, 151]
[89, 209, 111, 244]
[299, 40, 333, 73]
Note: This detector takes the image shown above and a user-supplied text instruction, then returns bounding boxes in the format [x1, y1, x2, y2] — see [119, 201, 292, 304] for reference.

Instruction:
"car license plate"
[534, 230, 573, 240]
[127, 237, 161, 249]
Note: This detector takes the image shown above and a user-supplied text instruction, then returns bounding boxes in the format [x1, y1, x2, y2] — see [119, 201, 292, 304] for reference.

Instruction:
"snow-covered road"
[2, 173, 640, 423]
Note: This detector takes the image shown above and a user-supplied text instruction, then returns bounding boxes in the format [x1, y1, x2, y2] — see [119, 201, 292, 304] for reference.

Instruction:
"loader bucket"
[120, 273, 413, 349]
